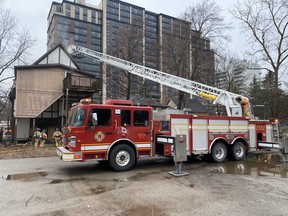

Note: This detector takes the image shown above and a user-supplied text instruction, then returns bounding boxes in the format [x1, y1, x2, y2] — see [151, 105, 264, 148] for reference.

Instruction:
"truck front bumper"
[56, 146, 83, 161]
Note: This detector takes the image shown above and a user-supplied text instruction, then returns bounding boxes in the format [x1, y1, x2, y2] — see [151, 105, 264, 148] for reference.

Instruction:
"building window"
[132, 7, 142, 15]
[75, 28, 87, 35]
[107, 7, 119, 16]
[107, 1, 119, 8]
[107, 13, 119, 20]
[146, 26, 157, 33]
[120, 4, 130, 12]
[120, 16, 130, 23]
[145, 13, 157, 22]
[75, 7, 80, 19]
[120, 10, 130, 18]
[92, 11, 96, 23]
[83, 8, 87, 21]
[75, 34, 87, 43]
[65, 4, 71, 10]
[91, 24, 101, 32]
[98, 12, 102, 24]
[75, 20, 87, 29]
[55, 5, 62, 13]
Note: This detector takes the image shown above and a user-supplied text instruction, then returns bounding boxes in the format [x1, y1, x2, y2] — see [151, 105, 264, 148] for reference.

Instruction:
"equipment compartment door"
[266, 124, 273, 142]
[171, 118, 190, 152]
[249, 124, 256, 150]
[192, 119, 208, 154]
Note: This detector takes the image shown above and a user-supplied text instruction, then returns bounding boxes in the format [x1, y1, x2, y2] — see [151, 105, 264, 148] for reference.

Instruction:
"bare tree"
[178, 0, 230, 104]
[0, 8, 35, 123]
[231, 0, 288, 118]
[181, 0, 231, 46]
[0, 9, 35, 84]
[161, 19, 191, 109]
[215, 52, 247, 95]
[106, 23, 143, 100]
[0, 87, 10, 113]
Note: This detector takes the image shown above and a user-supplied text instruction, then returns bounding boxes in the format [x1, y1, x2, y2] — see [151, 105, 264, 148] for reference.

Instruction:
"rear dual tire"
[211, 141, 246, 163]
[230, 141, 246, 161]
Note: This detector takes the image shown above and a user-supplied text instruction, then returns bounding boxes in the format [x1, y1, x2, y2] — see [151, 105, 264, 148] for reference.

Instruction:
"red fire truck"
[56, 46, 281, 171]
[57, 97, 280, 171]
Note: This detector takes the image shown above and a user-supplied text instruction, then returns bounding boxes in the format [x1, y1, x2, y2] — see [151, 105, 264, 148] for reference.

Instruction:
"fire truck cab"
[57, 99, 153, 171]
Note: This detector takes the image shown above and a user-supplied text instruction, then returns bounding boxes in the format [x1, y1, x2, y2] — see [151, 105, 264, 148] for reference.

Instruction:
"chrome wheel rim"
[235, 145, 244, 157]
[215, 147, 225, 160]
[116, 150, 130, 166]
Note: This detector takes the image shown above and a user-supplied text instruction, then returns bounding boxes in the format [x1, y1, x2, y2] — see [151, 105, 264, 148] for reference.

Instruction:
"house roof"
[33, 43, 80, 68]
[186, 98, 208, 113]
[165, 98, 208, 113]
[131, 97, 168, 108]
[14, 43, 94, 78]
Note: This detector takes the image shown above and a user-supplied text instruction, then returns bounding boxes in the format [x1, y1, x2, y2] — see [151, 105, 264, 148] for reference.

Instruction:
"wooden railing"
[63, 74, 101, 92]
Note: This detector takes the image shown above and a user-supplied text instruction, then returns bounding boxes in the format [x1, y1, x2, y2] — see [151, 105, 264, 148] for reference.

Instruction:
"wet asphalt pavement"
[1, 153, 288, 216]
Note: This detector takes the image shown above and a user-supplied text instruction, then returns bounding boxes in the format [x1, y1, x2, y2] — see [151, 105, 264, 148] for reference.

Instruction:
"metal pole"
[66, 88, 69, 125]
[32, 118, 35, 144]
[61, 95, 65, 127]
[281, 134, 288, 162]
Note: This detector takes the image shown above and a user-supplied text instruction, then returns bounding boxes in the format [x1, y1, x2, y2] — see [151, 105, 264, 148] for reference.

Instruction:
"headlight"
[69, 136, 76, 147]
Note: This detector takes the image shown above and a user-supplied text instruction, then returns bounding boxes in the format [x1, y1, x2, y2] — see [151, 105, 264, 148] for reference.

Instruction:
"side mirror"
[91, 113, 98, 126]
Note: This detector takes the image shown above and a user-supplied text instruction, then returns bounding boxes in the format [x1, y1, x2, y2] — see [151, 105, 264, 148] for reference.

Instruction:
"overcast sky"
[0, 0, 248, 87]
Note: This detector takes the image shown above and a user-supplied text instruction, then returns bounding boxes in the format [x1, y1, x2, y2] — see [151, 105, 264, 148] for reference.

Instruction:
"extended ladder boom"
[68, 45, 248, 118]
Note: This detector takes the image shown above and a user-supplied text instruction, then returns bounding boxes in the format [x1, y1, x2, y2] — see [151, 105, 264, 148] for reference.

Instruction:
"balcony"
[63, 74, 101, 93]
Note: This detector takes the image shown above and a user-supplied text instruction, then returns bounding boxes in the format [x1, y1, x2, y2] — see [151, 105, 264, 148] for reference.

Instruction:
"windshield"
[67, 108, 87, 126]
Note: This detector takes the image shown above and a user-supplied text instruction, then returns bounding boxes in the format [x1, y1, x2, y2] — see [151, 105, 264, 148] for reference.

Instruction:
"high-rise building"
[47, 0, 215, 105]
[216, 59, 263, 95]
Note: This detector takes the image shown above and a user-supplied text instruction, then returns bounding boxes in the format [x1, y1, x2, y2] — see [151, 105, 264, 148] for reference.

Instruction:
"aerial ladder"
[67, 45, 252, 119]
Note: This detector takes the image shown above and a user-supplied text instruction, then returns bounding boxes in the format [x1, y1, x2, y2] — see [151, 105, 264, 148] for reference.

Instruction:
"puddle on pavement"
[209, 153, 288, 179]
[0, 172, 87, 184]
[0, 172, 47, 182]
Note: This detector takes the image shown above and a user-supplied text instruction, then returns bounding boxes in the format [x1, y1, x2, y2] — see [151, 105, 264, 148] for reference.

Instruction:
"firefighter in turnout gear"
[40, 129, 47, 147]
[235, 96, 253, 120]
[34, 128, 41, 147]
[53, 128, 62, 147]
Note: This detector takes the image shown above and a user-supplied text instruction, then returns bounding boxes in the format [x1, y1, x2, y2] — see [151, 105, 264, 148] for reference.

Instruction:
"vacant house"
[10, 44, 100, 142]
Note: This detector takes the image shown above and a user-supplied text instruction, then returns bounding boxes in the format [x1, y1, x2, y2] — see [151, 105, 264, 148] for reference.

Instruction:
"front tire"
[211, 142, 227, 163]
[109, 144, 135, 172]
[231, 141, 246, 161]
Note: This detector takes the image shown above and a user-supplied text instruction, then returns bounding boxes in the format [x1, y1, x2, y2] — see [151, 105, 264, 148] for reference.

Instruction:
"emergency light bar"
[80, 98, 91, 104]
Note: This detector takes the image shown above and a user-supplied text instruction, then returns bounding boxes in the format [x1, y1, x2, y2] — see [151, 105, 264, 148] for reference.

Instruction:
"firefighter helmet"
[235, 96, 242, 103]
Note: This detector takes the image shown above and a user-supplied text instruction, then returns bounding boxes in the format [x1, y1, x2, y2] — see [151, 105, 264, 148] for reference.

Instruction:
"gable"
[166, 98, 177, 109]
[34, 44, 78, 69]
